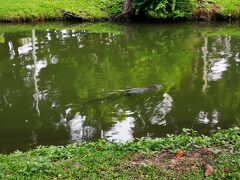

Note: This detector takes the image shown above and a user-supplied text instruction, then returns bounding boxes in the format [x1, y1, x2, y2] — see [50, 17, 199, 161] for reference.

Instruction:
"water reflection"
[8, 41, 15, 59]
[197, 110, 219, 125]
[212, 110, 219, 124]
[18, 37, 33, 55]
[151, 93, 173, 126]
[0, 22, 240, 152]
[197, 111, 210, 124]
[105, 116, 135, 142]
[201, 36, 237, 93]
[68, 113, 95, 142]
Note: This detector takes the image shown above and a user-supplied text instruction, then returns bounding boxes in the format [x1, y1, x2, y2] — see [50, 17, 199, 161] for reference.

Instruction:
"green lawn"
[0, 0, 239, 21]
[0, 127, 239, 179]
[0, 0, 123, 21]
[212, 0, 240, 17]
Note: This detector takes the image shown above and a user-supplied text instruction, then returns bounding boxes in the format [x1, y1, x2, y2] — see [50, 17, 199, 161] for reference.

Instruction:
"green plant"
[0, 127, 239, 178]
[134, 0, 196, 19]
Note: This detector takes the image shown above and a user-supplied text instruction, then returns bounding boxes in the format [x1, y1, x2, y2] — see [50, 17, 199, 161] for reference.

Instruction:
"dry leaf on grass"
[176, 149, 183, 159]
[204, 164, 214, 176]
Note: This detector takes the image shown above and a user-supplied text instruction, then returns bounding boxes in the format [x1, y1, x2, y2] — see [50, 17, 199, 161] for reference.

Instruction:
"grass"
[0, 127, 239, 179]
[211, 0, 240, 17]
[0, 0, 123, 21]
[0, 0, 240, 22]
[193, 0, 240, 20]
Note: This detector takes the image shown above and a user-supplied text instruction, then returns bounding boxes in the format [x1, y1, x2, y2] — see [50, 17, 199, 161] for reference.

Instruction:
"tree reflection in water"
[0, 23, 240, 152]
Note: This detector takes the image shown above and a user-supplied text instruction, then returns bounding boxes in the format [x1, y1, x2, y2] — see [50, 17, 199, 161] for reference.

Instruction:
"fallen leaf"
[176, 149, 183, 158]
[204, 164, 214, 176]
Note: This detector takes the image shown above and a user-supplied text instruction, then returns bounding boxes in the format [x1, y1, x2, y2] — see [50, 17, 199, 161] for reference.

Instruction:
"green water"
[0, 22, 240, 153]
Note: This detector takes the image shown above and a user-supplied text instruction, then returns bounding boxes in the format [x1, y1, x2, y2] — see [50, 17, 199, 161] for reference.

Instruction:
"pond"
[0, 22, 240, 153]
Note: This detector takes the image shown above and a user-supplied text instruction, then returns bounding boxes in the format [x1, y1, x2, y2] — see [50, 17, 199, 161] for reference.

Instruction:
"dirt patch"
[193, 3, 221, 21]
[128, 146, 228, 177]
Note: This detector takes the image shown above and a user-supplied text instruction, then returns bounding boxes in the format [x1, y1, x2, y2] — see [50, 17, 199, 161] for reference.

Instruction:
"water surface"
[0, 22, 240, 153]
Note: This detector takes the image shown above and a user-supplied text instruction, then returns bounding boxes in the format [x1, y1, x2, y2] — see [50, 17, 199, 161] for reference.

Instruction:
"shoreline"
[0, 0, 239, 23]
[0, 14, 239, 23]
[0, 127, 239, 178]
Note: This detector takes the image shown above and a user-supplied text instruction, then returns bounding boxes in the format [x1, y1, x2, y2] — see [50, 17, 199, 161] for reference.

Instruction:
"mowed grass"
[0, 0, 239, 21]
[0, 0, 123, 21]
[0, 127, 239, 179]
[212, 0, 240, 17]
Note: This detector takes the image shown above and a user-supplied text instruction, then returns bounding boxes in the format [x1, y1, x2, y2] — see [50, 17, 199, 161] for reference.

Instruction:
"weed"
[0, 127, 239, 178]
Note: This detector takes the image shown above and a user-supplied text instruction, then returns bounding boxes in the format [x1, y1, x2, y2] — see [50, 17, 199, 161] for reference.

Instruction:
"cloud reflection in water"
[150, 93, 173, 126]
[68, 113, 95, 142]
[105, 116, 135, 142]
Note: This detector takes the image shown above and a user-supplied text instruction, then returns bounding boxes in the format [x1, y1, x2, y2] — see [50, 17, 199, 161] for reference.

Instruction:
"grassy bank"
[212, 0, 240, 17]
[0, 0, 123, 22]
[0, 0, 240, 22]
[0, 127, 239, 179]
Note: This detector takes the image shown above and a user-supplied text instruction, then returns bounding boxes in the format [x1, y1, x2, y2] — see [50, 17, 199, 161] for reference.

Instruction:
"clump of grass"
[0, 127, 239, 178]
